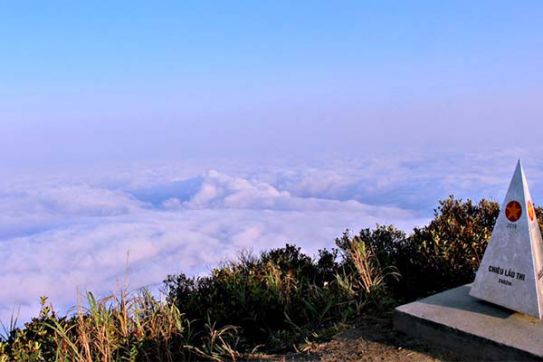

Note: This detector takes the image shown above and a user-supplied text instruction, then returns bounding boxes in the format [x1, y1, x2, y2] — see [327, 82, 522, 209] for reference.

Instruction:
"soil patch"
[250, 316, 458, 361]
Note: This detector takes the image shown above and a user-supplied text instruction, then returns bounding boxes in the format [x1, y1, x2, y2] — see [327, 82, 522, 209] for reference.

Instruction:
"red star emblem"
[505, 200, 522, 222]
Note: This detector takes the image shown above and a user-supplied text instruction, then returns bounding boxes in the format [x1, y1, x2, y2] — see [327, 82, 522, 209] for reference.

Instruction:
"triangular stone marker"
[470, 160, 543, 319]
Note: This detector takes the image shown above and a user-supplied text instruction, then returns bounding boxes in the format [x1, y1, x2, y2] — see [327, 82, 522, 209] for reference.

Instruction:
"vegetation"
[1, 197, 538, 361]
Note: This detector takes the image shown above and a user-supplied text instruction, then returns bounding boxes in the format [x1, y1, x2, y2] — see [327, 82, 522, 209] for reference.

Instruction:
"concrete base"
[394, 284, 543, 361]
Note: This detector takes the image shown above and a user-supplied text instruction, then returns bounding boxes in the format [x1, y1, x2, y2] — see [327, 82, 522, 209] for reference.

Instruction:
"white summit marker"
[470, 160, 543, 318]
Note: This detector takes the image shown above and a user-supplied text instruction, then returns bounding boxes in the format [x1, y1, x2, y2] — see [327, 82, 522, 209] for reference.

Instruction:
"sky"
[1, 1, 543, 170]
[1, 1, 543, 323]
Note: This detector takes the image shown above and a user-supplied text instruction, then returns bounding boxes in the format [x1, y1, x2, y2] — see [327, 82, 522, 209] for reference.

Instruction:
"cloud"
[0, 151, 539, 324]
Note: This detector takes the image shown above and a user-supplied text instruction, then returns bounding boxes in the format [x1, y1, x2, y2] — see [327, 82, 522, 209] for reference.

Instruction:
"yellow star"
[528, 201, 535, 221]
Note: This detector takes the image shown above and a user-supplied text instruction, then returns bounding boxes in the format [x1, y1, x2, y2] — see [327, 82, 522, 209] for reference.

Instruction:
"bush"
[334, 197, 501, 300]
[163, 244, 365, 352]
[404, 197, 499, 297]
[338, 197, 543, 301]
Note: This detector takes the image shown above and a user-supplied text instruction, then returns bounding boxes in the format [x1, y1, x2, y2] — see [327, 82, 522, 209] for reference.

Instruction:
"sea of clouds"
[1, 150, 542, 324]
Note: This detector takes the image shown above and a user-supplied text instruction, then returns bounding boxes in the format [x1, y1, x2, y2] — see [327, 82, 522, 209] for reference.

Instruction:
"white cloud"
[0, 151, 539, 324]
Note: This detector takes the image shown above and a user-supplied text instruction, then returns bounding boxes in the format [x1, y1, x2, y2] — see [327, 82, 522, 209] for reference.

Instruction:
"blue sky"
[2, 1, 543, 170]
[1, 1, 543, 322]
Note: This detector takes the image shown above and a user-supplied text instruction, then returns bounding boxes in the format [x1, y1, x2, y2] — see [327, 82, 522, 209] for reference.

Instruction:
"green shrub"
[1, 297, 60, 361]
[163, 244, 363, 352]
[404, 197, 499, 297]
[338, 196, 543, 301]
[335, 197, 502, 300]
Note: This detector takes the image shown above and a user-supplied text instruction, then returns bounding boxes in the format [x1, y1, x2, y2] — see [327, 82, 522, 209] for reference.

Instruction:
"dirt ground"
[306, 317, 456, 362]
[251, 316, 457, 362]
